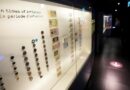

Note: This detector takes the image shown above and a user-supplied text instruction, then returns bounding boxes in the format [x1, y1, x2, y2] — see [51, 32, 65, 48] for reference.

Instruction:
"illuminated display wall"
[0, 0, 92, 90]
[103, 15, 112, 33]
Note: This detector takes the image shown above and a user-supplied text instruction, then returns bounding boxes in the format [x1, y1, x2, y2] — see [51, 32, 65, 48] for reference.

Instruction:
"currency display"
[0, 1, 92, 90]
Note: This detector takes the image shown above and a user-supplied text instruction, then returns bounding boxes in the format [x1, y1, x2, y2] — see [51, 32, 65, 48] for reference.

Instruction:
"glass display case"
[0, 0, 92, 90]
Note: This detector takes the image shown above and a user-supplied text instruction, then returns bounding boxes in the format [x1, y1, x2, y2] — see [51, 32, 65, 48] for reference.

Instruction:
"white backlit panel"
[0, 1, 92, 90]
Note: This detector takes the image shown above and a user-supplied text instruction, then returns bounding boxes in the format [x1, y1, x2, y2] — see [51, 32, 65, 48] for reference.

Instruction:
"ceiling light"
[112, 26, 116, 29]
[117, 2, 120, 5]
[115, 9, 117, 12]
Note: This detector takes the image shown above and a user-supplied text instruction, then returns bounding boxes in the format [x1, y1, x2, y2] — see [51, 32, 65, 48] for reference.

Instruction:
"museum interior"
[0, 0, 130, 90]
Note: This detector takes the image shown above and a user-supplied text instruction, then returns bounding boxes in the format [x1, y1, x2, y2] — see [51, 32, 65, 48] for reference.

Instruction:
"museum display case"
[0, 0, 92, 90]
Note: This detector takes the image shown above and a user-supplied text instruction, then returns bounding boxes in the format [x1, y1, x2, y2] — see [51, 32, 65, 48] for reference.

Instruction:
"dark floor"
[69, 37, 130, 90]
[85, 38, 130, 90]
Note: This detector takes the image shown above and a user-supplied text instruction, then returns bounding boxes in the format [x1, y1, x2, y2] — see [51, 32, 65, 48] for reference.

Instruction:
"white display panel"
[103, 15, 112, 33]
[0, 0, 92, 90]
